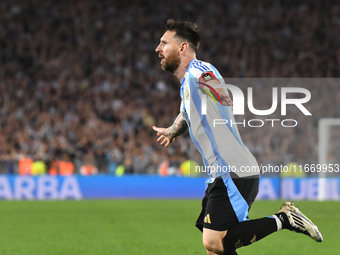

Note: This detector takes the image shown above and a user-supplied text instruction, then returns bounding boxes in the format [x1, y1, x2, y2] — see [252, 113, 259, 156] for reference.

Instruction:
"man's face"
[155, 31, 181, 74]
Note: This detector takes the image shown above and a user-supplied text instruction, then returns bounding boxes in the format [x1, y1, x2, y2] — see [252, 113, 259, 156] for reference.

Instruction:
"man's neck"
[174, 57, 195, 82]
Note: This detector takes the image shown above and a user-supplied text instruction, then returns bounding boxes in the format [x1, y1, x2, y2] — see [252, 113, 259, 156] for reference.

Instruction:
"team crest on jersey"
[185, 85, 189, 100]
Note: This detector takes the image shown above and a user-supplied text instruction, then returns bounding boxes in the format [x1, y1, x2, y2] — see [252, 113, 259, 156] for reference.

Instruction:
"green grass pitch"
[0, 200, 338, 255]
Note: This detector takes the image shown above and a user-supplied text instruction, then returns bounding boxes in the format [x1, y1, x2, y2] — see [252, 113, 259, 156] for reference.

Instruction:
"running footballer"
[153, 19, 322, 255]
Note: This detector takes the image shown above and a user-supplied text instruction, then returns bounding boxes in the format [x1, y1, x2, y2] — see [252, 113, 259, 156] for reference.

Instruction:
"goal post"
[318, 118, 340, 200]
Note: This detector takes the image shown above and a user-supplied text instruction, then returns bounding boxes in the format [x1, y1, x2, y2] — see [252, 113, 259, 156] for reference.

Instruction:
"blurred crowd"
[0, 0, 339, 175]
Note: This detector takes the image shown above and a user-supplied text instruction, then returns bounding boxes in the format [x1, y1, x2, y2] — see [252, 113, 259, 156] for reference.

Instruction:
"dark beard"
[162, 50, 180, 74]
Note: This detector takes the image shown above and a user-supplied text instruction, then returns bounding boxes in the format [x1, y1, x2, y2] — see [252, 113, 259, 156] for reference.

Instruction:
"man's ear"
[179, 42, 189, 55]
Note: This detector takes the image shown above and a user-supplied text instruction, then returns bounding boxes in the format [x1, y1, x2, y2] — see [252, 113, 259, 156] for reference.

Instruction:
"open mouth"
[159, 55, 165, 63]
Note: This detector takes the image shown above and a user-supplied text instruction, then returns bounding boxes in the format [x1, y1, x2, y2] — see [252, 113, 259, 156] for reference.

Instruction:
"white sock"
[272, 214, 282, 231]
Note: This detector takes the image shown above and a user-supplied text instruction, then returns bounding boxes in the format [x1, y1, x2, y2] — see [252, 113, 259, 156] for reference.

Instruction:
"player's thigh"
[203, 227, 227, 253]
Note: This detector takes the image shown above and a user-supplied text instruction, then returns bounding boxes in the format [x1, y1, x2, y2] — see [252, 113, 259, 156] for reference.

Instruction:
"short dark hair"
[164, 19, 200, 52]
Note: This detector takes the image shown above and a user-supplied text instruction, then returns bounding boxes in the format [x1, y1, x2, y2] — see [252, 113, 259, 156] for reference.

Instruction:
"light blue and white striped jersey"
[180, 59, 259, 180]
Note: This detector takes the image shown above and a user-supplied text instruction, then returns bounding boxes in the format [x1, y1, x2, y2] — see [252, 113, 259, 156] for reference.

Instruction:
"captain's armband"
[199, 72, 219, 86]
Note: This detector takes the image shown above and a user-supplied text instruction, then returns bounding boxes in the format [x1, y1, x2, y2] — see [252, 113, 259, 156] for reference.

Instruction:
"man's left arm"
[199, 72, 233, 107]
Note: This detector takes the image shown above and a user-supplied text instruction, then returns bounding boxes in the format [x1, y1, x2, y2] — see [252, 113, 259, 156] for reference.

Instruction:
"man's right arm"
[168, 113, 188, 138]
[152, 113, 188, 147]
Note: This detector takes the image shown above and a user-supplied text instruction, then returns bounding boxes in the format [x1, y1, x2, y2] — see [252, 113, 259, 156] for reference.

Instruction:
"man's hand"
[152, 126, 175, 147]
[153, 113, 188, 147]
[219, 92, 233, 108]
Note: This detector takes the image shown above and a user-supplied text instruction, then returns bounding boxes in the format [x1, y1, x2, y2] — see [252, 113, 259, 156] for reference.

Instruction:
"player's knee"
[203, 239, 224, 254]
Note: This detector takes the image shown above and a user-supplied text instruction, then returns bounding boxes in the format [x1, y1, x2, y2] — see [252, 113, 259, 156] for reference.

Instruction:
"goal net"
[318, 118, 340, 200]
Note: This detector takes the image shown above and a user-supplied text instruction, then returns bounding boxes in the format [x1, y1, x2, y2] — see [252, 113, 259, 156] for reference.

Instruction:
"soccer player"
[153, 19, 323, 255]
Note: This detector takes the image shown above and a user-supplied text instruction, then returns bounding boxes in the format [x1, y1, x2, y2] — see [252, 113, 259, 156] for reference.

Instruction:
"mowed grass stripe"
[0, 200, 338, 255]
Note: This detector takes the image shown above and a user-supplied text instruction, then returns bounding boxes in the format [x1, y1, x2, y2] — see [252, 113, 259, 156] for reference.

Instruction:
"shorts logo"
[203, 214, 211, 224]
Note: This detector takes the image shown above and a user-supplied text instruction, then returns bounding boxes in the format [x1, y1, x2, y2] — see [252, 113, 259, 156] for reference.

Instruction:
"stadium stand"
[0, 0, 339, 174]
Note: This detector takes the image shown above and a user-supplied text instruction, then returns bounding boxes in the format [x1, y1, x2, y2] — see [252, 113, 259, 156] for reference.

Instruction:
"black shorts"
[196, 176, 259, 232]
